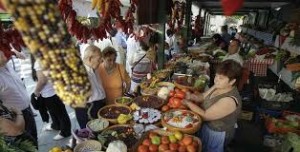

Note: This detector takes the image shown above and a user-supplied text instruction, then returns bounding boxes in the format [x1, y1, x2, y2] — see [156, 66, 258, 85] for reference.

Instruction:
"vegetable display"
[1, 0, 91, 107]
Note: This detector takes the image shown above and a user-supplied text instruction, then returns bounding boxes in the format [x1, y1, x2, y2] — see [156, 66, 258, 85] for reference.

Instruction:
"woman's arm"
[33, 70, 47, 96]
[184, 97, 237, 121]
[121, 65, 131, 92]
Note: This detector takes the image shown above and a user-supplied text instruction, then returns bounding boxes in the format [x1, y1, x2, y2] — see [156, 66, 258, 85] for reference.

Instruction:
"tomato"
[174, 91, 185, 99]
[158, 144, 169, 151]
[186, 145, 196, 152]
[172, 97, 182, 108]
[169, 143, 179, 151]
[149, 144, 158, 152]
[178, 146, 187, 152]
[182, 136, 193, 146]
[142, 139, 151, 146]
[138, 145, 150, 152]
[161, 105, 170, 112]
[161, 136, 170, 144]
[169, 90, 175, 97]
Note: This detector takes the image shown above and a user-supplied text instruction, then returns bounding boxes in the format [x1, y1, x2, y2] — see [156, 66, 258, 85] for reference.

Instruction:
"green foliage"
[0, 134, 37, 152]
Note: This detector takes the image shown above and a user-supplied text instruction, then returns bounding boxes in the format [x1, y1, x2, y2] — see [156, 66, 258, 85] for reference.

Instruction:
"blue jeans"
[198, 124, 226, 152]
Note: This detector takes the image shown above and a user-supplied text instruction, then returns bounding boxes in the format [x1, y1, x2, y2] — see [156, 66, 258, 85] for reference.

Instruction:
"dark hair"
[108, 28, 117, 37]
[139, 40, 149, 51]
[212, 34, 222, 40]
[216, 60, 242, 86]
[102, 46, 117, 58]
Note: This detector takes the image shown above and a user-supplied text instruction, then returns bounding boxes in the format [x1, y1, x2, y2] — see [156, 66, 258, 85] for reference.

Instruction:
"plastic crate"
[239, 110, 254, 121]
[255, 107, 282, 123]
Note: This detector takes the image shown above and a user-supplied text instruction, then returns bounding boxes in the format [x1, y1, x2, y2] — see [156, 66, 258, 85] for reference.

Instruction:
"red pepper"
[169, 90, 175, 97]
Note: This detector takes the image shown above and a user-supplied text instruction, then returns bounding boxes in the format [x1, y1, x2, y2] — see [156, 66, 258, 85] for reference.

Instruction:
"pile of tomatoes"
[161, 88, 187, 112]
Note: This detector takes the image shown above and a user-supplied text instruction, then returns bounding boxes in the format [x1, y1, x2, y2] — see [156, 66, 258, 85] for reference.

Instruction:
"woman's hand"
[185, 92, 203, 103]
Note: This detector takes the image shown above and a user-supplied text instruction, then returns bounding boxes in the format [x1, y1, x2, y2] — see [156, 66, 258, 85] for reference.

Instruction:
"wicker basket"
[114, 96, 133, 106]
[74, 140, 102, 152]
[133, 95, 166, 109]
[161, 109, 202, 134]
[97, 104, 132, 124]
[86, 118, 109, 133]
[286, 63, 300, 72]
[174, 81, 195, 91]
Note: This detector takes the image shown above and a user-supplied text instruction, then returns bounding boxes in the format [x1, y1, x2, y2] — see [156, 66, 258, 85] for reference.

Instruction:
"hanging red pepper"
[221, 0, 244, 16]
[0, 2, 5, 11]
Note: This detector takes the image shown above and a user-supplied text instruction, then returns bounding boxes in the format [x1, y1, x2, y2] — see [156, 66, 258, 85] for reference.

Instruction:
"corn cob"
[1, 0, 91, 107]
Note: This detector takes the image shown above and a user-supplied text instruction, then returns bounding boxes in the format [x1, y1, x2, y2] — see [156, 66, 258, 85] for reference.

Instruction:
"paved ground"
[9, 54, 79, 152]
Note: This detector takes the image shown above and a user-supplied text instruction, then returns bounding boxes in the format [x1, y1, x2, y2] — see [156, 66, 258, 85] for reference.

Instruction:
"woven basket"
[114, 96, 133, 106]
[286, 63, 300, 72]
[161, 109, 202, 134]
[86, 118, 109, 133]
[97, 104, 132, 124]
[74, 140, 102, 152]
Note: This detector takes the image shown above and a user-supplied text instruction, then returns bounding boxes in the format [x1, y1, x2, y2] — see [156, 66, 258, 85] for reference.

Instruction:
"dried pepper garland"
[1, 0, 91, 107]
[58, 0, 124, 43]
[0, 24, 25, 59]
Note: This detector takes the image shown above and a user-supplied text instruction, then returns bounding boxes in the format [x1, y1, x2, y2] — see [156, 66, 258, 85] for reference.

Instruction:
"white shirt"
[0, 64, 30, 110]
[85, 65, 106, 103]
[223, 53, 244, 66]
[34, 61, 56, 98]
[126, 35, 140, 75]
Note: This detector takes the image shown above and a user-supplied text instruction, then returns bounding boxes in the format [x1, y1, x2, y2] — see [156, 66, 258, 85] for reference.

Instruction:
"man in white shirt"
[0, 50, 37, 142]
[75, 45, 106, 129]
[126, 28, 140, 76]
[33, 60, 71, 140]
[223, 39, 244, 66]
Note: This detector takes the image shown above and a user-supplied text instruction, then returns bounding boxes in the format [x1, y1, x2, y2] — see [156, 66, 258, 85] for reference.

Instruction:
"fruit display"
[133, 108, 161, 124]
[134, 95, 165, 109]
[97, 125, 138, 150]
[117, 114, 132, 124]
[136, 130, 201, 152]
[86, 118, 109, 133]
[162, 110, 202, 134]
[98, 105, 131, 124]
[1, 0, 91, 107]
